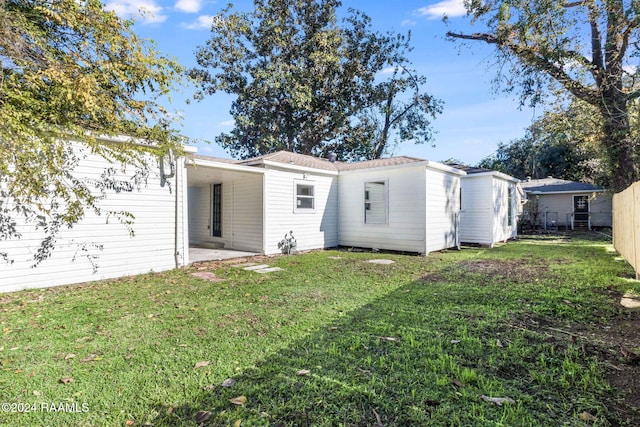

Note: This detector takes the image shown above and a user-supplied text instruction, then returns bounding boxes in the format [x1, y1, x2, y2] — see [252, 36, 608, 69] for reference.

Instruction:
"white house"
[2, 147, 470, 292]
[452, 165, 521, 247]
[187, 151, 464, 256]
[0, 138, 191, 292]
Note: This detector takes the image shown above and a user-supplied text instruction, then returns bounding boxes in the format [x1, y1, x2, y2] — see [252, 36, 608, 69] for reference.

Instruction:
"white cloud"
[380, 67, 398, 75]
[416, 0, 467, 20]
[181, 15, 215, 29]
[104, 0, 167, 24]
[401, 19, 417, 27]
[219, 119, 235, 127]
[175, 0, 202, 13]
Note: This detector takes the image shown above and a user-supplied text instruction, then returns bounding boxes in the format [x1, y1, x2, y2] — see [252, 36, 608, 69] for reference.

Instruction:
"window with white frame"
[364, 181, 387, 224]
[295, 183, 314, 210]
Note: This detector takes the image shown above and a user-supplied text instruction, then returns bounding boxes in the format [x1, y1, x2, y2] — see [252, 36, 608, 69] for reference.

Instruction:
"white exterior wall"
[188, 186, 208, 245]
[187, 175, 263, 252]
[338, 166, 427, 253]
[459, 175, 494, 245]
[425, 168, 461, 253]
[460, 175, 518, 246]
[491, 177, 518, 243]
[1, 146, 184, 292]
[531, 192, 612, 227]
[264, 168, 338, 254]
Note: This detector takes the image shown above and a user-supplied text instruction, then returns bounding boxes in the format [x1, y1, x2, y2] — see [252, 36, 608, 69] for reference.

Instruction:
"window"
[211, 183, 222, 237]
[296, 183, 314, 210]
[364, 181, 387, 224]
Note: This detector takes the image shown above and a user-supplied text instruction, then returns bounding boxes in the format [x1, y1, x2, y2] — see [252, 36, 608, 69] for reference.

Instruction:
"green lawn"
[1, 234, 639, 426]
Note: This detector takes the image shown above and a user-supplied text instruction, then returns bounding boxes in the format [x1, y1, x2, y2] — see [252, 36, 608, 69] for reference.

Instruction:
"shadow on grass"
[149, 269, 620, 427]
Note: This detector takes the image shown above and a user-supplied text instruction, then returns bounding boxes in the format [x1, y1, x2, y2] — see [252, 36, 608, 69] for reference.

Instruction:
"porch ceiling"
[187, 164, 264, 186]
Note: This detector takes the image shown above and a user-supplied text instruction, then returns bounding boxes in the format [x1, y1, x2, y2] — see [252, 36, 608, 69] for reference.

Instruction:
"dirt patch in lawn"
[461, 259, 554, 283]
[422, 258, 556, 284]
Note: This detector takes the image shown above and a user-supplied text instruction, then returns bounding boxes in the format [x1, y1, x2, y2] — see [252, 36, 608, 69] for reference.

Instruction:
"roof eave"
[462, 170, 519, 182]
[260, 160, 339, 175]
[188, 157, 267, 174]
[525, 189, 607, 195]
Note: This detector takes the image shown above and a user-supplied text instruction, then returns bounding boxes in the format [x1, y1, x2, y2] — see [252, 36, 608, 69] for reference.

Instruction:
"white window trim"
[364, 179, 389, 225]
[293, 180, 316, 214]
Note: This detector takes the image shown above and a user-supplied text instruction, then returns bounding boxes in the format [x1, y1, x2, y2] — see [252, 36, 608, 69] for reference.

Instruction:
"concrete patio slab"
[189, 247, 261, 263]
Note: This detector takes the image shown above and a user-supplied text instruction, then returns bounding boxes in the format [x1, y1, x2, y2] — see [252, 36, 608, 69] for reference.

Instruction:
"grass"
[1, 233, 639, 426]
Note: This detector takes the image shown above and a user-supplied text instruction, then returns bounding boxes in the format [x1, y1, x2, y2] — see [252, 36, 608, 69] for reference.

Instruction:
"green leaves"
[191, 0, 440, 160]
[448, 0, 640, 190]
[1, 0, 186, 263]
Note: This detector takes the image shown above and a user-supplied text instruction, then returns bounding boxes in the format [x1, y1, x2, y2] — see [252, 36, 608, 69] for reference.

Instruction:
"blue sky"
[105, 0, 540, 165]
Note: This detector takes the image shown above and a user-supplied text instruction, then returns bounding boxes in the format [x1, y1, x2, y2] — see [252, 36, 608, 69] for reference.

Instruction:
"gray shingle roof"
[191, 150, 461, 174]
[520, 177, 605, 193]
[335, 156, 425, 171]
[238, 151, 341, 171]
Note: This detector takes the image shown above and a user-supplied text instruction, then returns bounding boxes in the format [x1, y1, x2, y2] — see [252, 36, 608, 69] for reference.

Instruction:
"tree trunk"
[599, 93, 639, 192]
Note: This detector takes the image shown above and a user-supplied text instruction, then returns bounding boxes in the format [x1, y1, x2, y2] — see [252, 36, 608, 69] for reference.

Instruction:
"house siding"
[0, 146, 183, 292]
[460, 175, 494, 245]
[492, 178, 517, 243]
[530, 192, 613, 227]
[264, 168, 338, 254]
[425, 168, 460, 253]
[232, 176, 264, 251]
[338, 166, 427, 253]
[459, 174, 518, 246]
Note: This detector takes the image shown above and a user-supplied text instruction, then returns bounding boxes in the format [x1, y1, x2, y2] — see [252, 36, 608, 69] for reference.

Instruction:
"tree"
[190, 0, 441, 161]
[478, 98, 607, 183]
[447, 0, 640, 191]
[354, 62, 442, 160]
[0, 0, 184, 265]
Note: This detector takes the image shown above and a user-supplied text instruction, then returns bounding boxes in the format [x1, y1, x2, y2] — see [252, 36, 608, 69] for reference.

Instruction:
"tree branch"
[446, 31, 599, 104]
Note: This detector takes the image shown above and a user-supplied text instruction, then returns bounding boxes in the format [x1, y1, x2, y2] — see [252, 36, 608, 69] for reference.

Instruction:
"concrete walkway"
[188, 247, 261, 263]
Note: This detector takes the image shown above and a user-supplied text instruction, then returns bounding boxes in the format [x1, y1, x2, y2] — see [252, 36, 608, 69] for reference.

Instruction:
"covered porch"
[186, 156, 266, 262]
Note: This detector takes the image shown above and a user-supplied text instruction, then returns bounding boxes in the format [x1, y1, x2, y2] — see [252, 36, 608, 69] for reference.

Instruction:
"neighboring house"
[187, 151, 465, 256]
[451, 165, 521, 247]
[520, 177, 612, 230]
[2, 147, 470, 292]
[0, 137, 192, 292]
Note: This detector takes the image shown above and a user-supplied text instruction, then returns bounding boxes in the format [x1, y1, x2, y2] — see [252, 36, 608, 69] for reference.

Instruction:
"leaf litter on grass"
[2, 235, 640, 426]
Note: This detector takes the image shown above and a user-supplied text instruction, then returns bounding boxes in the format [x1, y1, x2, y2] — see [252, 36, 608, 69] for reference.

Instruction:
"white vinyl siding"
[1, 145, 185, 292]
[459, 175, 493, 245]
[339, 166, 427, 253]
[264, 168, 338, 254]
[425, 168, 460, 253]
[459, 174, 518, 246]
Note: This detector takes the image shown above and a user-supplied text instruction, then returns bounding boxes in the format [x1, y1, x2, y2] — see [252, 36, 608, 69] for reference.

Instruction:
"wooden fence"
[613, 181, 640, 279]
